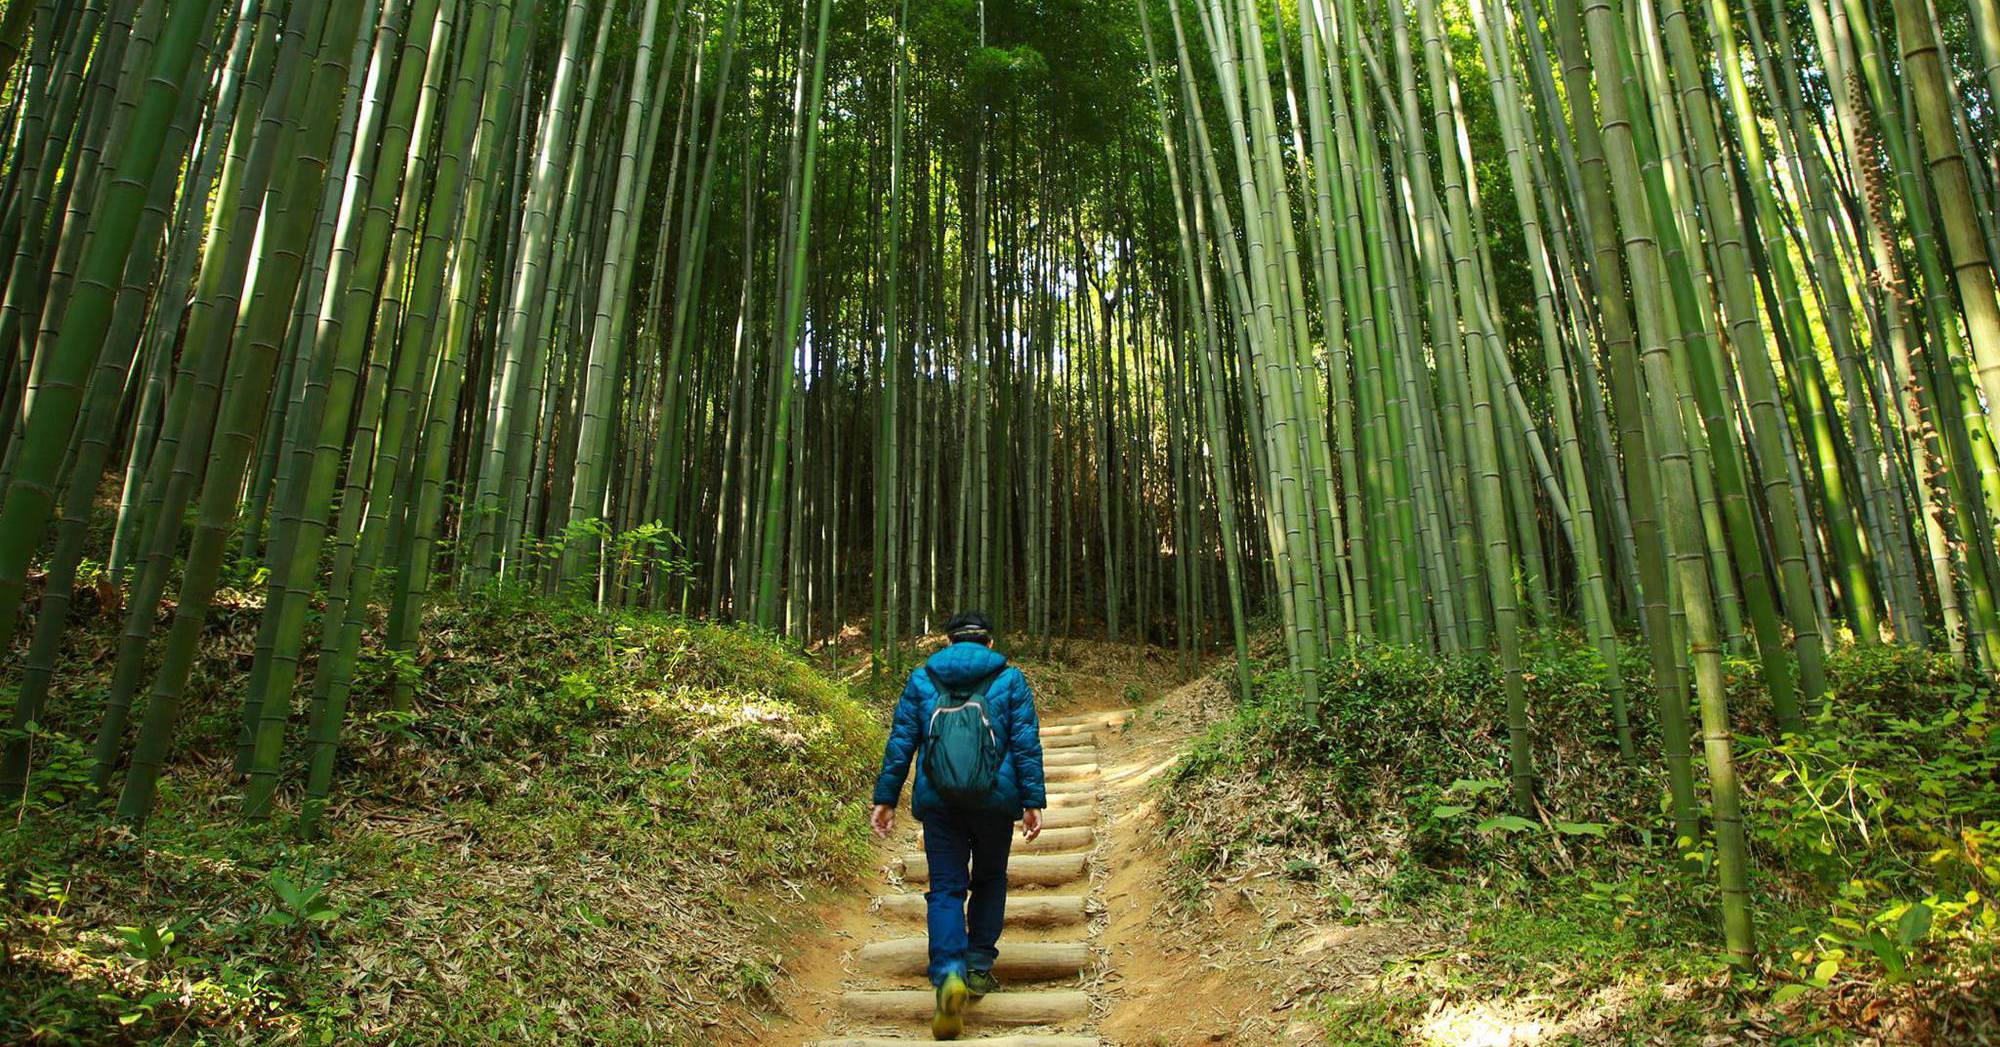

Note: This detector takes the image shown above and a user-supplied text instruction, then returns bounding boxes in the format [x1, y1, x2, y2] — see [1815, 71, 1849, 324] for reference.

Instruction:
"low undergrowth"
[838, 631, 1174, 720]
[2, 592, 881, 1045]
[1158, 633, 2000, 1045]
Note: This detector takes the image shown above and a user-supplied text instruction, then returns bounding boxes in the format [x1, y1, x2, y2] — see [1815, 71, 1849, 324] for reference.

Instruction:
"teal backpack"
[921, 666, 1006, 809]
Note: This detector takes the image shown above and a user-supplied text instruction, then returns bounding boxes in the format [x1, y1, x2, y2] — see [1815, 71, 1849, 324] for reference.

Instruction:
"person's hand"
[1021, 808, 1043, 843]
[870, 803, 895, 839]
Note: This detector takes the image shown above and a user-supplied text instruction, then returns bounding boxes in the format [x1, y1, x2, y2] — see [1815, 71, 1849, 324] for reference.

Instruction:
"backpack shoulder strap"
[979, 666, 1012, 751]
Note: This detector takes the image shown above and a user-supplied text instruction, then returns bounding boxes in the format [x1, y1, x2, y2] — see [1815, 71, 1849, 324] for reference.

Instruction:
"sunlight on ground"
[1418, 1001, 1549, 1046]
[1105, 750, 1183, 792]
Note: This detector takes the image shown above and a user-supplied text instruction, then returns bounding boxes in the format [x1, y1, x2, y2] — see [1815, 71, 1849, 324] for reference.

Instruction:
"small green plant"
[105, 989, 178, 1028]
[363, 707, 421, 744]
[114, 920, 181, 966]
[1, 721, 93, 813]
[736, 958, 777, 1003]
[557, 670, 601, 713]
[260, 871, 341, 930]
[607, 520, 693, 592]
[15, 869, 70, 932]
[528, 518, 695, 602]
[372, 646, 422, 692]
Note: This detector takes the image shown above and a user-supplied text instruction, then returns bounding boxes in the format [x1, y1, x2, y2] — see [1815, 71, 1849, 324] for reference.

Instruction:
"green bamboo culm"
[0, 0, 225, 801]
[4, 0, 2000, 981]
[116, 0, 372, 828]
[752, 0, 833, 630]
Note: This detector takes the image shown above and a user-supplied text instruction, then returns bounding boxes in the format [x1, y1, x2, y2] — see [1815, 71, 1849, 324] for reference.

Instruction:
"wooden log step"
[1042, 780, 1097, 796]
[812, 1037, 1100, 1047]
[1047, 710, 1134, 729]
[1016, 825, 1093, 852]
[1043, 763, 1099, 783]
[873, 893, 1088, 926]
[1041, 788, 1096, 806]
[837, 989, 1090, 1025]
[1041, 748, 1097, 767]
[858, 937, 1089, 980]
[900, 852, 1087, 887]
[1041, 732, 1095, 749]
[1032, 807, 1092, 830]
[1039, 724, 1100, 739]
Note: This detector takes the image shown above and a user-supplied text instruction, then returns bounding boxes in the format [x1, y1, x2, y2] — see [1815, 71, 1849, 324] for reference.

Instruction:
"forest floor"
[731, 649, 1415, 1047]
[8, 603, 1994, 1045]
[728, 630, 1999, 1047]
[1118, 637, 2000, 1047]
[1, 596, 887, 1045]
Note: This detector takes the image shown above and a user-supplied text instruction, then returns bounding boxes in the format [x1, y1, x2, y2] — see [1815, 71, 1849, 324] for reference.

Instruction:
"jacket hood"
[924, 641, 1008, 686]
[873, 641, 1043, 820]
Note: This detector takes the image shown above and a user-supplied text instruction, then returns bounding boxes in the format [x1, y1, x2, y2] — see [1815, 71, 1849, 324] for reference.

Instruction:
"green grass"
[2, 593, 883, 1045]
[1307, 871, 1760, 1044]
[1159, 633, 2000, 1045]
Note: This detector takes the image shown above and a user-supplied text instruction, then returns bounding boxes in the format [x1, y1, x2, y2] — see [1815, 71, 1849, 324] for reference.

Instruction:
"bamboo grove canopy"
[4, 0, 2000, 966]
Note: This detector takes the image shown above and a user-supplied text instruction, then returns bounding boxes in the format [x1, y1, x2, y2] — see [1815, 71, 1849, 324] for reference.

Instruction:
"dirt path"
[737, 655, 1289, 1047]
[1093, 676, 1308, 1046]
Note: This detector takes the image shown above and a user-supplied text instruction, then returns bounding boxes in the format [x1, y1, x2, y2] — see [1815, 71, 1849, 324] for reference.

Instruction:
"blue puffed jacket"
[871, 642, 1046, 821]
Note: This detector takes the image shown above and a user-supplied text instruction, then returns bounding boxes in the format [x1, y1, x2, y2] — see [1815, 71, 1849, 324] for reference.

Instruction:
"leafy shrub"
[1742, 648, 2000, 997]
[1163, 631, 2000, 1041]
[0, 720, 93, 813]
[1162, 633, 1655, 890]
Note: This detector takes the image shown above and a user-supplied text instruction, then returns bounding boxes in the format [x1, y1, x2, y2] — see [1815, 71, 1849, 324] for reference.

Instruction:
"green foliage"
[1, 719, 93, 813]
[113, 921, 180, 966]
[1, 595, 882, 1045]
[1162, 636, 1651, 889]
[1739, 647, 2000, 1002]
[517, 518, 695, 602]
[258, 870, 341, 931]
[1163, 634, 2000, 1042]
[1308, 869, 1734, 1044]
[900, 0, 1148, 149]
[969, 43, 1049, 104]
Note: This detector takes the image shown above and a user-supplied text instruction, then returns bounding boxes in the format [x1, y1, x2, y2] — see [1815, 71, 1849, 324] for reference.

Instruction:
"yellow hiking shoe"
[932, 971, 969, 1040]
[965, 969, 1001, 998]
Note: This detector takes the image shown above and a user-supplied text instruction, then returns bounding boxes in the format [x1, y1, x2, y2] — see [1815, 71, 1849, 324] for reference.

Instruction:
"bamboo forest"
[3, 0, 2000, 1041]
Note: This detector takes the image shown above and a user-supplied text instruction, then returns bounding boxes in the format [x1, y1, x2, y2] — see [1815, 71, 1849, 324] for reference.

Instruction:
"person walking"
[869, 610, 1046, 1040]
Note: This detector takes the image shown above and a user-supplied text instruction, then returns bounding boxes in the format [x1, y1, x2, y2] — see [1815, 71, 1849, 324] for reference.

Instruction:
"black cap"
[945, 610, 994, 644]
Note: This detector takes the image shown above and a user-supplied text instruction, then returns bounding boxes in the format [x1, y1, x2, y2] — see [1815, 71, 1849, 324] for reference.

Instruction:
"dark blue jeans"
[919, 809, 1014, 986]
